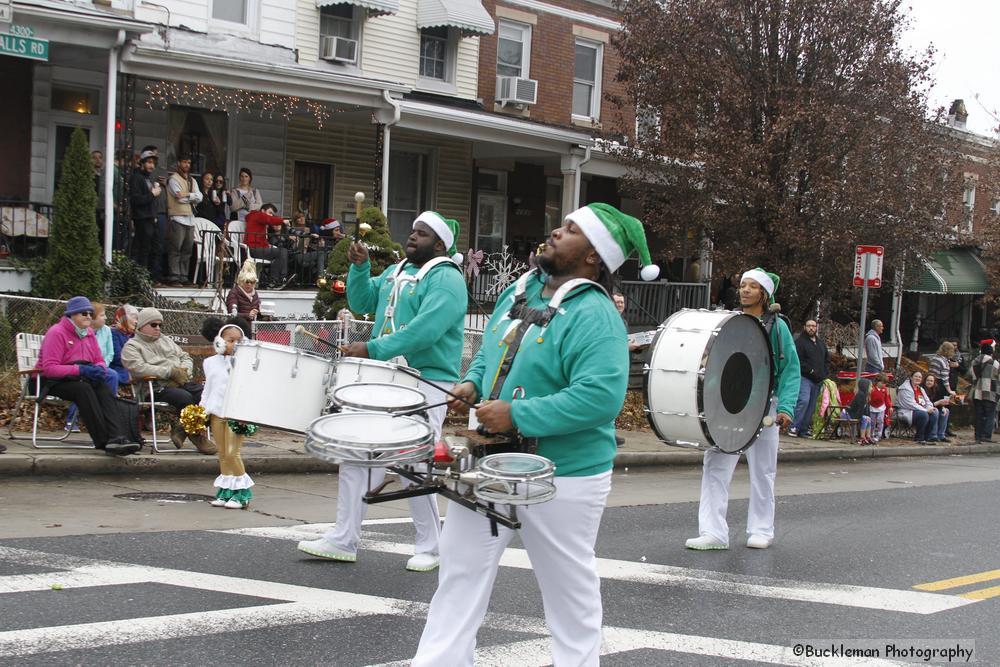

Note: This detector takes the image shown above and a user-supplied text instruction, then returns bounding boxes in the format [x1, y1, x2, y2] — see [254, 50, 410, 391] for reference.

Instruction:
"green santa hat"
[741, 267, 780, 303]
[414, 211, 463, 265]
[565, 203, 660, 280]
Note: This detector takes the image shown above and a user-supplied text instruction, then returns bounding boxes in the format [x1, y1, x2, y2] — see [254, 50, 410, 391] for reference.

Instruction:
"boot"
[188, 432, 217, 455]
[170, 422, 186, 449]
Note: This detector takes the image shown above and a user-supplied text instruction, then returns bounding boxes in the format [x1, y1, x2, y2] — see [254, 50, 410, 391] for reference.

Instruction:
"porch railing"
[0, 200, 54, 260]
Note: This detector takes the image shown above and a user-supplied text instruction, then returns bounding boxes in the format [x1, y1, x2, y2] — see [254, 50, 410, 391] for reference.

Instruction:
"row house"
[1, 0, 638, 283]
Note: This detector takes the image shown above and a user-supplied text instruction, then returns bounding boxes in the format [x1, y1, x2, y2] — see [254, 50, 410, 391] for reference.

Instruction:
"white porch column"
[559, 146, 590, 219]
[103, 31, 125, 265]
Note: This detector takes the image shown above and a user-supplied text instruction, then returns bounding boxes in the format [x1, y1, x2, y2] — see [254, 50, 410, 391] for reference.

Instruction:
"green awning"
[907, 248, 988, 294]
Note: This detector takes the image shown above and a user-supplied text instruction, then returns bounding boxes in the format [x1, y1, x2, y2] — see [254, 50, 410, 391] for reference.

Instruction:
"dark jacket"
[795, 333, 829, 384]
[129, 168, 158, 220]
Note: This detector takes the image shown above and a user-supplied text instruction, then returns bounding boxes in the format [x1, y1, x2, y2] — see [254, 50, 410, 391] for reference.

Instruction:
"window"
[321, 4, 357, 40]
[497, 20, 531, 78]
[963, 180, 976, 212]
[388, 150, 433, 241]
[420, 27, 450, 81]
[51, 86, 100, 115]
[572, 39, 602, 119]
[635, 106, 661, 143]
[992, 200, 1000, 215]
[167, 107, 228, 178]
[212, 0, 248, 24]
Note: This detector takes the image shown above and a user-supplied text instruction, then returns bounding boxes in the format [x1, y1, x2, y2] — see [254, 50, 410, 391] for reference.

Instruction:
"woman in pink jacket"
[36, 296, 140, 456]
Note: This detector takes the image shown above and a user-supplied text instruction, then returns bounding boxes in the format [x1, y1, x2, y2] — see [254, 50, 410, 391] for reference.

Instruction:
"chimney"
[948, 99, 968, 130]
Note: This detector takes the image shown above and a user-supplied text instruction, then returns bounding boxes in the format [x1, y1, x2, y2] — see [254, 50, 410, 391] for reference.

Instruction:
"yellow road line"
[959, 585, 1000, 600]
[914, 569, 1000, 591]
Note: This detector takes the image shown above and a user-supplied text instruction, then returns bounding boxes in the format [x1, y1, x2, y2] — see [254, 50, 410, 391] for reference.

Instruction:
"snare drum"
[330, 383, 426, 414]
[223, 341, 334, 433]
[644, 309, 773, 454]
[334, 357, 421, 389]
[473, 453, 556, 505]
[304, 412, 434, 467]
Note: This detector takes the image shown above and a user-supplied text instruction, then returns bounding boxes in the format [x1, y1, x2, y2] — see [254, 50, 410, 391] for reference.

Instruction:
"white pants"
[323, 385, 446, 556]
[413, 471, 612, 667]
[697, 406, 779, 545]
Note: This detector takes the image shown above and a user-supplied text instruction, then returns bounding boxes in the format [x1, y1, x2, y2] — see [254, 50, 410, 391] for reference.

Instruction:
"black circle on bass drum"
[643, 309, 774, 454]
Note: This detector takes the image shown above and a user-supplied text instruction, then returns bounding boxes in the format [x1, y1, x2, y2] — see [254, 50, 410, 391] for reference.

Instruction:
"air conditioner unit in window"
[496, 76, 538, 105]
[320, 36, 358, 64]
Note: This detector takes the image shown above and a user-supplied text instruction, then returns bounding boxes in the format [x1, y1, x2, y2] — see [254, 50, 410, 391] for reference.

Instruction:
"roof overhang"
[317, 0, 400, 17]
[417, 0, 495, 36]
[12, 0, 155, 48]
[906, 248, 988, 295]
[397, 99, 592, 154]
[121, 44, 409, 109]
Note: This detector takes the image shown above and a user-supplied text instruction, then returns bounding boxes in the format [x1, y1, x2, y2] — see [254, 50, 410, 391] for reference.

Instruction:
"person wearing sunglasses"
[35, 296, 141, 456]
[122, 308, 217, 455]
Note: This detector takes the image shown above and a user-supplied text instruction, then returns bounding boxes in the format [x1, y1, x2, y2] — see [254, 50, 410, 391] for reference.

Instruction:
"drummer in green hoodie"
[297, 211, 467, 573]
[413, 204, 658, 667]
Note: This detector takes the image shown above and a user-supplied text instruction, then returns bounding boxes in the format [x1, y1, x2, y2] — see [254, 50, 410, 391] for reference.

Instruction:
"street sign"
[853, 245, 884, 288]
[1, 25, 49, 62]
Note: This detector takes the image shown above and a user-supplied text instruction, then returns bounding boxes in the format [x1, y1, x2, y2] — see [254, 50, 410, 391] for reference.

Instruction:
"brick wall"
[479, 0, 632, 132]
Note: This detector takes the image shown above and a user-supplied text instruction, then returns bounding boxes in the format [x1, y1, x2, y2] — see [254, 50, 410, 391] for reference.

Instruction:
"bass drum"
[644, 309, 773, 454]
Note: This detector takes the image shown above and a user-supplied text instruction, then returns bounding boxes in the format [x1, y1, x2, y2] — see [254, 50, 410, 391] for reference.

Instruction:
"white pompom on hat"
[564, 203, 660, 280]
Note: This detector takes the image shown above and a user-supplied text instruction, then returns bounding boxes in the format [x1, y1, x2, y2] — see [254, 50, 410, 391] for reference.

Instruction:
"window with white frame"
[961, 175, 977, 233]
[497, 20, 531, 78]
[572, 39, 603, 119]
[420, 27, 451, 81]
[212, 0, 250, 25]
[320, 4, 361, 63]
[635, 106, 661, 143]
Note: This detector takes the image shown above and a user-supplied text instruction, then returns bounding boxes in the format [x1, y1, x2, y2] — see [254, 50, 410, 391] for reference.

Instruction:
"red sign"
[853, 245, 884, 288]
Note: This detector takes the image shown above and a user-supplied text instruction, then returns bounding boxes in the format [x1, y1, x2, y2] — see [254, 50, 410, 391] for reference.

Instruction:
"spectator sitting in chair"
[314, 216, 344, 242]
[121, 308, 217, 455]
[226, 259, 262, 321]
[35, 296, 140, 456]
[290, 211, 326, 283]
[921, 374, 952, 443]
[245, 202, 293, 289]
[895, 370, 943, 444]
[110, 304, 138, 385]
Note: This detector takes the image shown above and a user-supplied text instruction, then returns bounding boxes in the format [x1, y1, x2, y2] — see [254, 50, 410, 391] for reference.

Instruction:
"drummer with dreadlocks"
[297, 212, 467, 573]
[685, 268, 799, 551]
[412, 204, 658, 667]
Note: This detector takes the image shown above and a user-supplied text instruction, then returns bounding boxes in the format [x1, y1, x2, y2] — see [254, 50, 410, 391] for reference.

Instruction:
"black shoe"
[105, 441, 140, 456]
[945, 430, 957, 437]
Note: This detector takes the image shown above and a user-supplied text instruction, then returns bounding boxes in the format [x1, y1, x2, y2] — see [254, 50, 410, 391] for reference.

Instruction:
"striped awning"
[417, 0, 495, 36]
[316, 0, 399, 16]
[906, 248, 988, 295]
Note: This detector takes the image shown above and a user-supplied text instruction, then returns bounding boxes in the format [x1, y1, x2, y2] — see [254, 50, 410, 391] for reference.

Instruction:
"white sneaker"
[297, 537, 357, 562]
[209, 498, 227, 507]
[224, 499, 247, 509]
[405, 553, 440, 572]
[746, 534, 773, 549]
[685, 535, 728, 550]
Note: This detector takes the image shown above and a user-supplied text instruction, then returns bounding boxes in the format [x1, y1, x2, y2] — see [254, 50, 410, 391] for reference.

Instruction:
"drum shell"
[222, 341, 334, 433]
[473, 453, 557, 506]
[334, 358, 421, 389]
[305, 412, 435, 467]
[644, 309, 773, 454]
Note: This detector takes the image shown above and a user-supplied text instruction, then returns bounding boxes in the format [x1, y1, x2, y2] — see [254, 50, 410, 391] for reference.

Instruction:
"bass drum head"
[700, 313, 773, 453]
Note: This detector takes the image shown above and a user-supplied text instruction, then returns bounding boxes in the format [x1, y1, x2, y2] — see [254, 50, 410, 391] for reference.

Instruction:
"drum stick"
[391, 399, 450, 418]
[294, 325, 338, 349]
[393, 366, 477, 408]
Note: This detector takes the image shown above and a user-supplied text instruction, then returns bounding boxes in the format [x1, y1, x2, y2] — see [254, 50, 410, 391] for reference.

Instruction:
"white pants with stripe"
[697, 405, 779, 545]
[412, 470, 612, 667]
[323, 385, 446, 556]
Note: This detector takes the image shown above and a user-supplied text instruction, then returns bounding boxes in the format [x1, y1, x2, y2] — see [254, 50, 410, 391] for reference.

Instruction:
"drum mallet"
[294, 324, 338, 350]
[393, 366, 478, 409]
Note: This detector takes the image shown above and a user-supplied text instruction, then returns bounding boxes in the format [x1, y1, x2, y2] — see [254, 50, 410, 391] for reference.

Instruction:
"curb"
[3, 442, 999, 477]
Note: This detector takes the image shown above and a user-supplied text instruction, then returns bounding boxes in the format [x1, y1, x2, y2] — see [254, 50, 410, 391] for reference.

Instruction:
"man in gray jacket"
[864, 319, 885, 374]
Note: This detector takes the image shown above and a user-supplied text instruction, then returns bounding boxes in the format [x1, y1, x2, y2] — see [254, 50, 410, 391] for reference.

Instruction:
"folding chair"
[6, 333, 94, 449]
[130, 376, 196, 454]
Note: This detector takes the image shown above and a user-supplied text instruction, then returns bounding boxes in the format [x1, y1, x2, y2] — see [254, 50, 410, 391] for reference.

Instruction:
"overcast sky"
[901, 0, 1000, 137]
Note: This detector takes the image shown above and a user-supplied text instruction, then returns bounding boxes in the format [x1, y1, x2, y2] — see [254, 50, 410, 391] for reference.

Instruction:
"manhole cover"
[114, 492, 216, 503]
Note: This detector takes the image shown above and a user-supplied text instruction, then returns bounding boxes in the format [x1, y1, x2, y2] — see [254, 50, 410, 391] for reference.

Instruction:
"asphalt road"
[1, 456, 998, 665]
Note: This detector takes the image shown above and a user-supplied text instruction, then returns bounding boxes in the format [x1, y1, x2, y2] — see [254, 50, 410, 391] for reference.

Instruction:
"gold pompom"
[179, 405, 208, 435]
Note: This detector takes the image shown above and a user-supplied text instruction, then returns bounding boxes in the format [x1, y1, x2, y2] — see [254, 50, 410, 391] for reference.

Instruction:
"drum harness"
[380, 256, 458, 336]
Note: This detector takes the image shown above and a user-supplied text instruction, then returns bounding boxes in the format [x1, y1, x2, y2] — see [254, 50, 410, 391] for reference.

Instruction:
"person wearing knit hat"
[33, 296, 141, 456]
[685, 267, 800, 552]
[297, 210, 468, 573]
[413, 205, 631, 667]
[121, 309, 217, 455]
[227, 259, 262, 321]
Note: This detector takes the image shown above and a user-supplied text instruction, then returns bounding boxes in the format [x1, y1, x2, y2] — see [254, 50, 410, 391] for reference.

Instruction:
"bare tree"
[610, 0, 966, 321]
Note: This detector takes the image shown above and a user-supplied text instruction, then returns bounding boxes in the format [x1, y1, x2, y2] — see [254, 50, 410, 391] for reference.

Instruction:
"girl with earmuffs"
[199, 316, 254, 509]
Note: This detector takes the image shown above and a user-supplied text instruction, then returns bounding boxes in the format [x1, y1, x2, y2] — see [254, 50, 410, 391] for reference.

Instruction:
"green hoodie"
[347, 258, 467, 381]
[464, 272, 629, 477]
[761, 313, 801, 418]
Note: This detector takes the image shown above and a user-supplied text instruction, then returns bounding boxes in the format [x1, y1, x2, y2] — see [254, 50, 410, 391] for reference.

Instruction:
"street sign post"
[855, 245, 884, 387]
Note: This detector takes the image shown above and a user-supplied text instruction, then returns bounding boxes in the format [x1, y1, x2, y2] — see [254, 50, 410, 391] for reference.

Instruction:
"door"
[476, 193, 506, 254]
[52, 125, 92, 194]
[292, 161, 333, 223]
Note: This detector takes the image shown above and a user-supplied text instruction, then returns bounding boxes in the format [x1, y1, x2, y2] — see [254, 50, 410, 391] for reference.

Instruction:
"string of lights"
[144, 81, 362, 129]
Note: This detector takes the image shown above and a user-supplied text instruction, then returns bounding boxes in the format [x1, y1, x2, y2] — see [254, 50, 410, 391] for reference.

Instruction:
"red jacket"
[870, 385, 892, 411]
[245, 210, 285, 249]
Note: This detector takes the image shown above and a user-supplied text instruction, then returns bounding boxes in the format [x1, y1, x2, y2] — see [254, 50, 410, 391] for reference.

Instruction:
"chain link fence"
[252, 318, 483, 377]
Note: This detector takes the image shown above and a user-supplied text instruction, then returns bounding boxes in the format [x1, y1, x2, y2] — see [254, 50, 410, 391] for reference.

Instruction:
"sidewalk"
[3, 424, 999, 477]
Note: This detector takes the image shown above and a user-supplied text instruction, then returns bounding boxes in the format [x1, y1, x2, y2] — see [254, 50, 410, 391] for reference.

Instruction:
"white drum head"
[310, 412, 431, 447]
[332, 383, 426, 412]
[479, 453, 554, 478]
